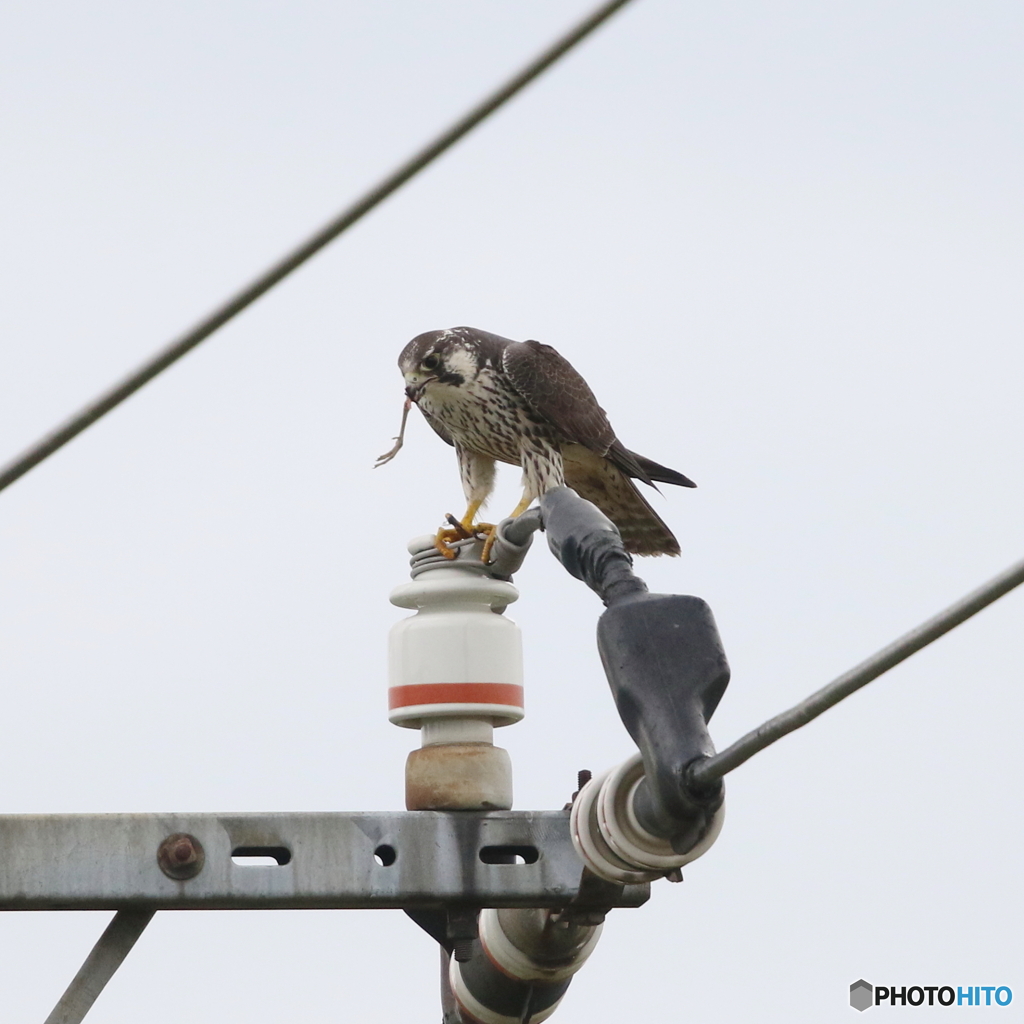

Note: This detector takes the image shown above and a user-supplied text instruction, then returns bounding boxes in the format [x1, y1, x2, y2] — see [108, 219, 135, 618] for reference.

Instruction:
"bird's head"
[398, 328, 479, 402]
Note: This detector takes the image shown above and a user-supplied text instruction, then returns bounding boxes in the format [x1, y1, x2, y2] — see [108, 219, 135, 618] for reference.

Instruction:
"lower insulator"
[449, 908, 601, 1024]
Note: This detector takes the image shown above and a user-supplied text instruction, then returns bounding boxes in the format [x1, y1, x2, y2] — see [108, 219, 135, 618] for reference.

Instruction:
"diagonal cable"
[689, 554, 1024, 786]
[0, 0, 637, 495]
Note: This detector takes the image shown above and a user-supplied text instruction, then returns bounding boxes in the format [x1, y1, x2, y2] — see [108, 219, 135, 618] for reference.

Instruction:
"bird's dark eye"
[422, 353, 441, 372]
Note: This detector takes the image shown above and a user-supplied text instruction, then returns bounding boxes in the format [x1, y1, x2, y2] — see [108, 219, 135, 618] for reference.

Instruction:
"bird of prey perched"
[376, 326, 695, 559]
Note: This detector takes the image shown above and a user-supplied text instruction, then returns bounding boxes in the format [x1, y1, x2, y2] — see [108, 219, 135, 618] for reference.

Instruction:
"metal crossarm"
[0, 811, 649, 911]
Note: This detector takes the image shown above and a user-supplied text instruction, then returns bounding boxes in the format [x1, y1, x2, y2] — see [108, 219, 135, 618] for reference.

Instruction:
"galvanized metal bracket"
[0, 809, 650, 911]
[7, 809, 648, 1022]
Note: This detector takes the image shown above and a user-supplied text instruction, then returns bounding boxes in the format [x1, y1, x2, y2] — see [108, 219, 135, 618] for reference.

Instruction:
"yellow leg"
[460, 499, 484, 531]
[508, 495, 533, 519]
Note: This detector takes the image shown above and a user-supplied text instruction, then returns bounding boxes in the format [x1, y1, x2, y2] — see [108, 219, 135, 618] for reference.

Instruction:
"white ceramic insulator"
[419, 718, 494, 746]
[388, 558, 524, 728]
[570, 753, 725, 884]
[478, 908, 602, 984]
[570, 764, 661, 885]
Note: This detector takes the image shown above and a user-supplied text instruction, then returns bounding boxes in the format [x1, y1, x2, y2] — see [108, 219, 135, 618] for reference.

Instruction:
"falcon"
[376, 326, 695, 558]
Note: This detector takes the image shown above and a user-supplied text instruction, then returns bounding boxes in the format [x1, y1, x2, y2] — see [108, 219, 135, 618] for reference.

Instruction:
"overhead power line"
[0, 0, 637, 496]
[689, 554, 1024, 786]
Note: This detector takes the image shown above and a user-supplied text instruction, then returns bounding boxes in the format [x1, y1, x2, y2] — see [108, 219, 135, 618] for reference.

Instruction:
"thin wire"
[0, 0, 638, 496]
[689, 555, 1024, 787]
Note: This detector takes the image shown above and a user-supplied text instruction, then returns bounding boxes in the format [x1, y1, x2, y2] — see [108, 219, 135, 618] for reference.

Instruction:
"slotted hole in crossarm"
[479, 845, 539, 865]
[231, 846, 291, 866]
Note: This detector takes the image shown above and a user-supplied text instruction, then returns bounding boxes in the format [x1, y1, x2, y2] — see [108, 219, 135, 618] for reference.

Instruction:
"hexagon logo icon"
[850, 979, 873, 1012]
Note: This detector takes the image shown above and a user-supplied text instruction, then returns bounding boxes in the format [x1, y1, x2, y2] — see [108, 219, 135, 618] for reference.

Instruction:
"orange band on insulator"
[388, 683, 524, 710]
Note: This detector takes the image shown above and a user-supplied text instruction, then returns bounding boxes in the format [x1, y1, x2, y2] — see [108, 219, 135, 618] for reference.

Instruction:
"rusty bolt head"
[157, 833, 205, 880]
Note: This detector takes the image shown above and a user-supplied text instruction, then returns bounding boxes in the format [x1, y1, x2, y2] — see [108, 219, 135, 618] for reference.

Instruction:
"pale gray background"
[0, 1, 1021, 1020]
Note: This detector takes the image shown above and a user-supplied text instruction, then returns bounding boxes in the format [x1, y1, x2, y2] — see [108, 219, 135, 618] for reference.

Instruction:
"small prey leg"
[374, 399, 412, 467]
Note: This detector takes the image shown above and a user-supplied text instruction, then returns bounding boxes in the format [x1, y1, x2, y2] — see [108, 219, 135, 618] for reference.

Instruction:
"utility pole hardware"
[4, 487, 1022, 1022]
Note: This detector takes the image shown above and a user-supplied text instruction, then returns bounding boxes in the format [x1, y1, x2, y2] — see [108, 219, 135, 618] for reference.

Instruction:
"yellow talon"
[431, 496, 536, 563]
[434, 511, 495, 560]
[433, 529, 459, 559]
[480, 524, 499, 563]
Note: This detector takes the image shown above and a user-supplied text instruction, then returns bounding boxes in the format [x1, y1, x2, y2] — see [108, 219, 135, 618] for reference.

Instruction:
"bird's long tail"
[628, 451, 696, 489]
[562, 450, 681, 556]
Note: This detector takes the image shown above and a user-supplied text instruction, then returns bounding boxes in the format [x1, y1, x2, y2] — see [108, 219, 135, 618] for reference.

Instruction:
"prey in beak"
[374, 397, 412, 468]
[376, 369, 439, 467]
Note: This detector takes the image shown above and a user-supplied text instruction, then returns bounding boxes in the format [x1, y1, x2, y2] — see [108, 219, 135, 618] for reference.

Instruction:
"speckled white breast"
[419, 367, 531, 465]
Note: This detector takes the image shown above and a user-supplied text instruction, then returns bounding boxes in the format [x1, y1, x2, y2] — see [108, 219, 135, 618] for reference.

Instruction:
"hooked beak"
[404, 376, 436, 403]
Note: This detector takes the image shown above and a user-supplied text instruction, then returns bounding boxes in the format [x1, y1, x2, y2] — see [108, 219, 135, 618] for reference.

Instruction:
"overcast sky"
[1, 1, 1021, 1020]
